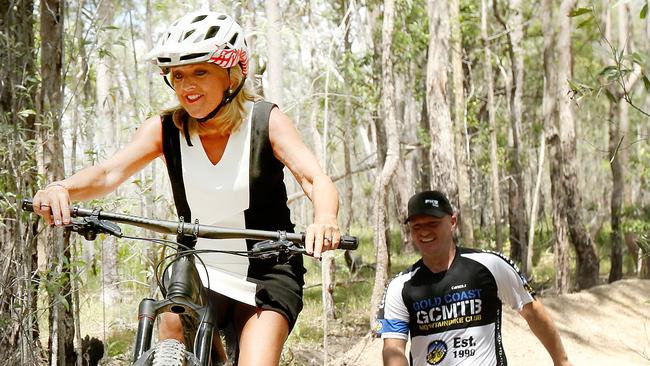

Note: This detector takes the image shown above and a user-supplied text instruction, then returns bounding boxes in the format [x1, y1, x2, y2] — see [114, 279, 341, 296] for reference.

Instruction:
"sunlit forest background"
[1, 0, 649, 364]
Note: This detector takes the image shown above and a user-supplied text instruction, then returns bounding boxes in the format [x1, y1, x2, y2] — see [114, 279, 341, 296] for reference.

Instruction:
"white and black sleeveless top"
[376, 247, 535, 366]
[161, 101, 295, 306]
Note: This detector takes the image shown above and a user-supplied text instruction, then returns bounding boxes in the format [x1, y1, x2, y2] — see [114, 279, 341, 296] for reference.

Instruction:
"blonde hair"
[163, 65, 259, 137]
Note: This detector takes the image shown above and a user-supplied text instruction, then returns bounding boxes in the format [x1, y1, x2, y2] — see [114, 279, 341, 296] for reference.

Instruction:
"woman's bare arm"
[268, 107, 340, 258]
[32, 116, 163, 225]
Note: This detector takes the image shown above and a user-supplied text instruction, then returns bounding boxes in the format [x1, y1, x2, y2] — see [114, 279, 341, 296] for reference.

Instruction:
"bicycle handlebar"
[22, 199, 358, 250]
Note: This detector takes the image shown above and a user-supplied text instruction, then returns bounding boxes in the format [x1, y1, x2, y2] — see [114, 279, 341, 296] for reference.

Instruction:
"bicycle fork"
[132, 297, 216, 365]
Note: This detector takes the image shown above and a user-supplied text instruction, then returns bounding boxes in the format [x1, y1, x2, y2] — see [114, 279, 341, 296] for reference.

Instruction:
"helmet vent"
[218, 14, 227, 20]
[229, 33, 238, 46]
[205, 26, 220, 40]
[183, 30, 195, 40]
[157, 57, 172, 63]
[192, 15, 207, 23]
[179, 52, 208, 61]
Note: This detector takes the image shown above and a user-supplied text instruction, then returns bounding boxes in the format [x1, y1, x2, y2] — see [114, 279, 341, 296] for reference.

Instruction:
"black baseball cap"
[405, 190, 454, 223]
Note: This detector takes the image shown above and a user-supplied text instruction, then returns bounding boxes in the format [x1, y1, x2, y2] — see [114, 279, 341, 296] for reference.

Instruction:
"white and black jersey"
[376, 247, 535, 366]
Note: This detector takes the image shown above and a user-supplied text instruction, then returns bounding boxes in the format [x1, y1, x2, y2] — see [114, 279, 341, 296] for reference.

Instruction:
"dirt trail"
[332, 279, 650, 365]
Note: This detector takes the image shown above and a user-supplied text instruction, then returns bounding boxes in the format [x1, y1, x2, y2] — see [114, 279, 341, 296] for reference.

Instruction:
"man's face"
[408, 214, 457, 255]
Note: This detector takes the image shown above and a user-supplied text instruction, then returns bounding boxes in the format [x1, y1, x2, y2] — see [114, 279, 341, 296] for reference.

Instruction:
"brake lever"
[250, 240, 305, 261]
[67, 216, 122, 241]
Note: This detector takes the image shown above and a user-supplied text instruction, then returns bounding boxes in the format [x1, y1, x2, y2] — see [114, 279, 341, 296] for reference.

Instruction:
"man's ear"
[450, 214, 458, 228]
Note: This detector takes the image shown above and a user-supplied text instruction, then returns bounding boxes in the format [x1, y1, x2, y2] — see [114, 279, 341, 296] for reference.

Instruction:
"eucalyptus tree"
[427, 0, 457, 202]
[0, 0, 41, 364]
[481, 0, 503, 252]
[94, 0, 121, 306]
[542, 0, 571, 293]
[557, 0, 600, 290]
[450, 0, 474, 247]
[369, 0, 399, 329]
[493, 0, 528, 270]
[265, 0, 284, 107]
[39, 0, 77, 363]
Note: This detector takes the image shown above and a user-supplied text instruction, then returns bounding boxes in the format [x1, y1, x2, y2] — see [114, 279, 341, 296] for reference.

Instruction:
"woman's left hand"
[305, 216, 340, 259]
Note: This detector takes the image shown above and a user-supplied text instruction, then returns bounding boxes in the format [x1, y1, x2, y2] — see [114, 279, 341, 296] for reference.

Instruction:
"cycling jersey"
[161, 100, 305, 328]
[376, 247, 535, 366]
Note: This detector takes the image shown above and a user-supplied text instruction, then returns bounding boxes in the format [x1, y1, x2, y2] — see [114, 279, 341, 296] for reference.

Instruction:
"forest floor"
[289, 278, 650, 366]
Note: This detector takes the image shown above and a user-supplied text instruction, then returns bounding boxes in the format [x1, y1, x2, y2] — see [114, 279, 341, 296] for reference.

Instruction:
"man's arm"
[382, 338, 408, 366]
[519, 300, 572, 366]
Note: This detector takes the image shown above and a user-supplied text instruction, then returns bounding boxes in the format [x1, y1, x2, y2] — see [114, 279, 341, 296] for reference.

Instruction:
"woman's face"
[170, 63, 230, 119]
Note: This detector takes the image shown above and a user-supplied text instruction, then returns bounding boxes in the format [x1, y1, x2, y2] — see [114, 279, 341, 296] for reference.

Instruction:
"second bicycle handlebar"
[22, 199, 358, 250]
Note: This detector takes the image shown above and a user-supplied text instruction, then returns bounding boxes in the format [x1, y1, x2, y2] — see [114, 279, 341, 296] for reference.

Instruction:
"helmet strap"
[163, 74, 174, 90]
[183, 117, 193, 147]
[196, 76, 245, 124]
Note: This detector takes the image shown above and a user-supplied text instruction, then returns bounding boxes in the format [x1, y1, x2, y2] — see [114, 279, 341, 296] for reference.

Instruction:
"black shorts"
[207, 255, 306, 331]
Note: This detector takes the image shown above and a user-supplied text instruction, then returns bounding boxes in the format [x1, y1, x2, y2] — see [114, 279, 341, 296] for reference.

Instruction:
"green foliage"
[393, 0, 428, 76]
[106, 327, 137, 357]
[622, 206, 650, 256]
[568, 7, 592, 18]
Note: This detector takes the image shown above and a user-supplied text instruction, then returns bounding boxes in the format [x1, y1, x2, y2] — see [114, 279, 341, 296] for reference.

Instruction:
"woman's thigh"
[235, 303, 290, 366]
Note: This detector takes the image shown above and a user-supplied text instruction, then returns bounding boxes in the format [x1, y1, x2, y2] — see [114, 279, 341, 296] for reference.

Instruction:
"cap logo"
[425, 199, 439, 207]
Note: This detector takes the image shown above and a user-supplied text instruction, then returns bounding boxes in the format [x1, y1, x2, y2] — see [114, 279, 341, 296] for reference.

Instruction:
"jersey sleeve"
[464, 251, 535, 311]
[375, 274, 411, 340]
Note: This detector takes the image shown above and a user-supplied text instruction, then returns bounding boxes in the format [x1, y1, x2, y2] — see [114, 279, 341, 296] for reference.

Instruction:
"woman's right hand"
[32, 182, 71, 226]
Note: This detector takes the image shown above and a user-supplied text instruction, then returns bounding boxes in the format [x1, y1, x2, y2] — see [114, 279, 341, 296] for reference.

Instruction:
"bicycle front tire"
[137, 339, 200, 366]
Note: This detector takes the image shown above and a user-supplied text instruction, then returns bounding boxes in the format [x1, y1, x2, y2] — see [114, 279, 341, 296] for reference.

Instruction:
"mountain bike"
[22, 199, 358, 366]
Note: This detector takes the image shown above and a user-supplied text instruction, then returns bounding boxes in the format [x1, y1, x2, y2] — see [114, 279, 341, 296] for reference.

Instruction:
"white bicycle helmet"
[148, 11, 249, 78]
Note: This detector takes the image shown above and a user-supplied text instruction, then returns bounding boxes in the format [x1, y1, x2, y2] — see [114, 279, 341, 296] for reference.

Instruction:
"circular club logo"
[426, 340, 448, 365]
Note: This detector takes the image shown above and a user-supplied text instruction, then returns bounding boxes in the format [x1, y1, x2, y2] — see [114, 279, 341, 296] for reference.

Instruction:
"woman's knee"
[159, 312, 184, 341]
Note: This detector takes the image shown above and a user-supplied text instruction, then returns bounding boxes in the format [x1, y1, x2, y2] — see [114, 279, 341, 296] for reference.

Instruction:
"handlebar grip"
[22, 199, 34, 212]
[339, 235, 358, 250]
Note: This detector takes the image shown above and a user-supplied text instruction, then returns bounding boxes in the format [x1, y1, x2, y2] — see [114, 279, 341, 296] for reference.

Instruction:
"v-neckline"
[198, 133, 231, 166]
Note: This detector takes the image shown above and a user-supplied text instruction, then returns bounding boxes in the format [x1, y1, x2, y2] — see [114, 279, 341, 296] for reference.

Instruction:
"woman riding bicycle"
[31, 11, 340, 366]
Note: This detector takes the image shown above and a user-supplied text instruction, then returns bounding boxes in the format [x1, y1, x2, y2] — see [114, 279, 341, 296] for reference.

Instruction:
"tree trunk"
[608, 101, 624, 283]
[481, 0, 503, 251]
[341, 0, 354, 236]
[450, 0, 474, 247]
[369, 0, 399, 330]
[607, 4, 630, 283]
[418, 81, 431, 192]
[542, 0, 570, 294]
[494, 0, 528, 269]
[557, 0, 600, 290]
[427, 0, 457, 202]
[641, 0, 650, 279]
[265, 0, 283, 107]
[245, 0, 260, 93]
[0, 0, 41, 364]
[320, 24, 336, 323]
[39, 0, 75, 364]
[527, 132, 545, 276]
[95, 0, 121, 305]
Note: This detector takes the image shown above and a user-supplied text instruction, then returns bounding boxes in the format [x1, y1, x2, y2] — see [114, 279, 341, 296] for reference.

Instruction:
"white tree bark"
[481, 0, 503, 251]
[527, 131, 545, 276]
[542, 0, 570, 294]
[557, 0, 600, 290]
[369, 0, 399, 329]
[95, 0, 120, 305]
[427, 0, 457, 202]
[450, 0, 474, 247]
[265, 0, 284, 107]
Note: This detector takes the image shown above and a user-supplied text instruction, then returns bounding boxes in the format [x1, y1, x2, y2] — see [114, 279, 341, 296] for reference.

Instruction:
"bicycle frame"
[22, 199, 358, 365]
